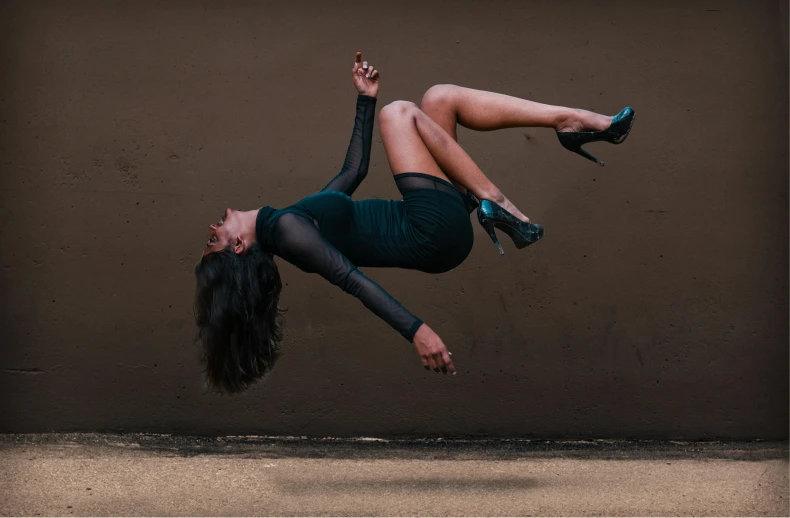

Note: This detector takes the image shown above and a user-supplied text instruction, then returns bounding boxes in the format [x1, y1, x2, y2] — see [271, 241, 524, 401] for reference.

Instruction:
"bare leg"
[379, 100, 529, 222]
[419, 84, 615, 212]
[421, 84, 613, 137]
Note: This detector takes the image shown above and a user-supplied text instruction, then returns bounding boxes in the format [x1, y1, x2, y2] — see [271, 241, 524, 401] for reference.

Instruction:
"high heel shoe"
[477, 199, 544, 256]
[556, 107, 635, 167]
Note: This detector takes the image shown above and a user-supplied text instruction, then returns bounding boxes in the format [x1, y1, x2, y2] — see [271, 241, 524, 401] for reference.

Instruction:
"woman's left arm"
[272, 212, 424, 343]
[320, 52, 380, 196]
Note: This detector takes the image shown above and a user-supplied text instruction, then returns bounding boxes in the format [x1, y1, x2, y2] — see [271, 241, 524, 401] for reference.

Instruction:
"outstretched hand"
[352, 51, 379, 98]
[413, 323, 456, 375]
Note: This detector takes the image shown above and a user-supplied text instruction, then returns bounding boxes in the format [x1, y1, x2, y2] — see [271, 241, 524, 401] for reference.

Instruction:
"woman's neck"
[240, 209, 260, 245]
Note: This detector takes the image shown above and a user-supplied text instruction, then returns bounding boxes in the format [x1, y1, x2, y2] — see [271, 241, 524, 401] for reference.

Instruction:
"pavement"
[0, 433, 787, 517]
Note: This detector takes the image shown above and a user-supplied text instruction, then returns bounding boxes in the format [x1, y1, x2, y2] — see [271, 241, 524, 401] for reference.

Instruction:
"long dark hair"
[193, 243, 286, 395]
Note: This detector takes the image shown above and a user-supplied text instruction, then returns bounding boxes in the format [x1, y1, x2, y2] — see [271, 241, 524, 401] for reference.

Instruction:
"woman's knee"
[379, 100, 419, 125]
[421, 84, 459, 112]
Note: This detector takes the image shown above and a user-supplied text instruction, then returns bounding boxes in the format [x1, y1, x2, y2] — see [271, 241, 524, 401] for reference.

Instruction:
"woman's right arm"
[320, 52, 380, 196]
[319, 94, 377, 196]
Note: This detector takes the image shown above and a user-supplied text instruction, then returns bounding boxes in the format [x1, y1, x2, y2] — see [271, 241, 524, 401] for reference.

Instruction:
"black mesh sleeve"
[272, 212, 424, 342]
[320, 95, 377, 196]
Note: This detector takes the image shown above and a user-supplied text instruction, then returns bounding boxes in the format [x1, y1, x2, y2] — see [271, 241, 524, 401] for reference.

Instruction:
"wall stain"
[6, 368, 45, 374]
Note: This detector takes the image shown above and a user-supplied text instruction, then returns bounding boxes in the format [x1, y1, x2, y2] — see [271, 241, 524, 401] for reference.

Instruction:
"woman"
[194, 51, 635, 394]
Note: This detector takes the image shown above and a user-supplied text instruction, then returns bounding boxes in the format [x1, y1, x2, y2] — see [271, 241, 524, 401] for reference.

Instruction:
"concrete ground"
[0, 434, 787, 517]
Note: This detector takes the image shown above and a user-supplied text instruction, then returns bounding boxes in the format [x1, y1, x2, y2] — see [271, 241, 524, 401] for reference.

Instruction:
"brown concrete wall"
[0, 0, 787, 439]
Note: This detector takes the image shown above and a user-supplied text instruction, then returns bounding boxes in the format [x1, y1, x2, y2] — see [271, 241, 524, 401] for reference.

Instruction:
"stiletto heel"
[477, 199, 544, 256]
[575, 146, 605, 167]
[480, 218, 504, 256]
[556, 106, 635, 167]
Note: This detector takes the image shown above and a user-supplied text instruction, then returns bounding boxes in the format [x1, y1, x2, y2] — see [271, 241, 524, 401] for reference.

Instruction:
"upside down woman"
[194, 51, 635, 394]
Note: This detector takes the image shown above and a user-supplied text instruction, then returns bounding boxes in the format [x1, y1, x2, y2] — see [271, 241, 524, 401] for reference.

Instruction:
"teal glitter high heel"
[477, 199, 544, 256]
[556, 107, 635, 166]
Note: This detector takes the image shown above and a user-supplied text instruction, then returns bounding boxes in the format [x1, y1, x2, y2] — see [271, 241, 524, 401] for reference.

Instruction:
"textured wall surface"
[0, 0, 787, 439]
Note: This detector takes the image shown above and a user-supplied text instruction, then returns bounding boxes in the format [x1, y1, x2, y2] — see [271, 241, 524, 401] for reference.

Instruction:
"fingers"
[442, 351, 456, 375]
[352, 52, 380, 81]
[353, 51, 362, 72]
[422, 352, 455, 375]
[426, 354, 442, 373]
[421, 354, 456, 376]
[427, 355, 438, 371]
[432, 353, 446, 374]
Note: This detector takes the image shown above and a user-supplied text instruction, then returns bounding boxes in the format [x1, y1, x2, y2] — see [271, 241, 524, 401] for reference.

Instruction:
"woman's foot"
[500, 196, 529, 223]
[475, 188, 530, 223]
[556, 109, 613, 133]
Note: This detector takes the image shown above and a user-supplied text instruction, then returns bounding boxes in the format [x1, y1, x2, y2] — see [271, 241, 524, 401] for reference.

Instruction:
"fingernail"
[366, 74, 370, 78]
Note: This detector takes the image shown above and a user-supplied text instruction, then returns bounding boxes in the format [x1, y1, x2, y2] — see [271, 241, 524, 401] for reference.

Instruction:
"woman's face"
[202, 208, 242, 256]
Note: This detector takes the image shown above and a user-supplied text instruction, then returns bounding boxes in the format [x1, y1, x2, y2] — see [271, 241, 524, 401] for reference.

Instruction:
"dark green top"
[256, 95, 425, 342]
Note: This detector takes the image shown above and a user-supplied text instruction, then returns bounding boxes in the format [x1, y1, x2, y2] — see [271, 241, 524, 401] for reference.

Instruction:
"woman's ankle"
[556, 109, 611, 132]
[479, 187, 505, 205]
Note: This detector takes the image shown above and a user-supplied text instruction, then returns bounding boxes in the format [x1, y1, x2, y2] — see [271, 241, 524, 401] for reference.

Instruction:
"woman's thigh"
[378, 100, 452, 184]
